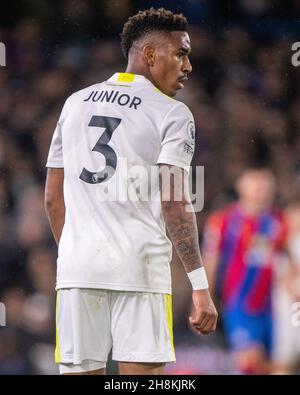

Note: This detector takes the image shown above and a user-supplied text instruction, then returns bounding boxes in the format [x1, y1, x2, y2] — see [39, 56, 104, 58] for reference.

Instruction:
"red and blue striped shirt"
[203, 204, 287, 314]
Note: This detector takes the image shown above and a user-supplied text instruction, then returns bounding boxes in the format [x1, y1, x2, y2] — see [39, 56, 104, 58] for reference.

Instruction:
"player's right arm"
[44, 99, 68, 245]
[45, 168, 65, 245]
[159, 164, 218, 335]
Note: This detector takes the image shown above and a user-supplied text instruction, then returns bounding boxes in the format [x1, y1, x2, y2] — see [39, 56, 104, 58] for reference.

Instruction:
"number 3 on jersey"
[80, 115, 121, 184]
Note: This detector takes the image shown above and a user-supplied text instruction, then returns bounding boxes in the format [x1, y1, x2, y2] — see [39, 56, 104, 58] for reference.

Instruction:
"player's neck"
[238, 200, 269, 216]
[125, 63, 156, 88]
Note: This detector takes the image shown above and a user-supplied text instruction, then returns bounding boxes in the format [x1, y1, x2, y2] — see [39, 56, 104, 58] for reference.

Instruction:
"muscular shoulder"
[151, 90, 192, 120]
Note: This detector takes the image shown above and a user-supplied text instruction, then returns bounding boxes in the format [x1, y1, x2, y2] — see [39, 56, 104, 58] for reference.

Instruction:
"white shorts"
[55, 289, 175, 374]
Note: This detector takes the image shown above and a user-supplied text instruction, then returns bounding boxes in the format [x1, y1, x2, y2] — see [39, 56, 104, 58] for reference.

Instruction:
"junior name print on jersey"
[83, 89, 142, 110]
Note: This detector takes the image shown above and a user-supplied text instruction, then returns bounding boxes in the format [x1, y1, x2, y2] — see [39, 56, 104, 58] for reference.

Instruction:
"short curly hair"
[121, 8, 188, 59]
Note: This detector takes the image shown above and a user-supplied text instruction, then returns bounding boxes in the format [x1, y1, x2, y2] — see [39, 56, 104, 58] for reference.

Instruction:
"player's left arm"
[45, 168, 65, 245]
[159, 165, 218, 335]
[44, 98, 69, 245]
[158, 103, 218, 334]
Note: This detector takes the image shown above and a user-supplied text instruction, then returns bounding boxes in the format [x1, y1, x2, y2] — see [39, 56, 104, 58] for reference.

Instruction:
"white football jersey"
[46, 72, 195, 294]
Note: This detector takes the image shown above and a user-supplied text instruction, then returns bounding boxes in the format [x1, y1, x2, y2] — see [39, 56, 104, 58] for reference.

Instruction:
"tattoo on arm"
[164, 204, 203, 273]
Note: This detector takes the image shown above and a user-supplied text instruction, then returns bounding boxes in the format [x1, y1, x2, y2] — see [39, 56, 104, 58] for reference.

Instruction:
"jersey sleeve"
[156, 103, 195, 171]
[46, 98, 70, 168]
[46, 121, 63, 168]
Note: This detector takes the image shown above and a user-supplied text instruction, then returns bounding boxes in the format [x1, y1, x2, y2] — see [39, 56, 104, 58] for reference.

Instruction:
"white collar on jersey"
[106, 72, 154, 86]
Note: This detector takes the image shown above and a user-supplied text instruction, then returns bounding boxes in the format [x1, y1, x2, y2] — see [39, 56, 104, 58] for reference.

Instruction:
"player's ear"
[143, 45, 155, 67]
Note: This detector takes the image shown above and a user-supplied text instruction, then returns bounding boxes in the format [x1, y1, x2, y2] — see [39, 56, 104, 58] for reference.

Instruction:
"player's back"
[46, 73, 195, 294]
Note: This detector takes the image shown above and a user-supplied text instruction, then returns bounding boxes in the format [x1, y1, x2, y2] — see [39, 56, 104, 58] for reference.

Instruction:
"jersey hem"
[56, 281, 172, 294]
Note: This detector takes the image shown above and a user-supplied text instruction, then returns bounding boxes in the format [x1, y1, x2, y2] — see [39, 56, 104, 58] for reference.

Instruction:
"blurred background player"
[202, 168, 288, 374]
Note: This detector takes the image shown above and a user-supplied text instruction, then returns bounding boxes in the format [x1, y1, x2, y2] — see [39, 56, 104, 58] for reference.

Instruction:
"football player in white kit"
[45, 8, 218, 375]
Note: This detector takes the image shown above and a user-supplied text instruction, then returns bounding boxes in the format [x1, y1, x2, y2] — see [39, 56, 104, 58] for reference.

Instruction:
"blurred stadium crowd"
[1, 0, 300, 374]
